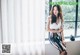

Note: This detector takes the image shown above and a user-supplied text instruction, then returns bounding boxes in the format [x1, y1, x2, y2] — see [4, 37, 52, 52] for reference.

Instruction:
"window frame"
[45, 0, 80, 41]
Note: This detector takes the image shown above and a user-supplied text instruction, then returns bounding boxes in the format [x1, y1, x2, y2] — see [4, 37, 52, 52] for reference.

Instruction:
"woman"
[47, 4, 67, 55]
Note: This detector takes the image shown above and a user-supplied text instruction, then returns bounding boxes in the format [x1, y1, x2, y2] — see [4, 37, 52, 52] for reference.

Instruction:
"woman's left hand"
[58, 28, 63, 33]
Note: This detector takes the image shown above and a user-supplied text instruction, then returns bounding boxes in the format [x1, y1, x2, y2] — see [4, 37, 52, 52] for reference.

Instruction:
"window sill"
[45, 37, 80, 44]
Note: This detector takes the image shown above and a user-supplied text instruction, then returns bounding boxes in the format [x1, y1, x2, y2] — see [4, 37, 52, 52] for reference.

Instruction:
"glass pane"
[45, 0, 49, 19]
[52, 0, 62, 2]
[45, 31, 49, 39]
[52, 0, 75, 2]
[63, 0, 75, 2]
[61, 5, 76, 21]
[78, 0, 80, 21]
[64, 22, 75, 37]
[77, 22, 80, 36]
[45, 0, 49, 39]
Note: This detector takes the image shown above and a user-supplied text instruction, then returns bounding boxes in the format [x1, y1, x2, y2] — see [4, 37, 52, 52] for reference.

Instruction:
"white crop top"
[50, 19, 62, 29]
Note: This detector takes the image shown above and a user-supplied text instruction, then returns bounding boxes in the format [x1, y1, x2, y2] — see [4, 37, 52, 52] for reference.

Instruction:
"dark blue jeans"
[49, 33, 66, 51]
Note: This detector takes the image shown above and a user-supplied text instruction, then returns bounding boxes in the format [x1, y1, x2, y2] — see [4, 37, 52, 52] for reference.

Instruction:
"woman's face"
[53, 6, 58, 16]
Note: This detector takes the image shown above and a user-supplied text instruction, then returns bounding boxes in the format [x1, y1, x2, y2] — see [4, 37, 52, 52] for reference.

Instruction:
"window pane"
[77, 0, 80, 36]
[45, 0, 49, 39]
[62, 0, 76, 21]
[64, 22, 75, 37]
[45, 31, 48, 39]
[61, 5, 76, 21]
[63, 0, 75, 2]
[77, 22, 80, 36]
[78, 0, 80, 21]
[45, 0, 49, 19]
[52, 0, 61, 2]
[52, 0, 76, 2]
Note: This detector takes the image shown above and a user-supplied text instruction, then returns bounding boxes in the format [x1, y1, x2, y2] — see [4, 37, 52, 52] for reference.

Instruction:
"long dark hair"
[50, 4, 63, 24]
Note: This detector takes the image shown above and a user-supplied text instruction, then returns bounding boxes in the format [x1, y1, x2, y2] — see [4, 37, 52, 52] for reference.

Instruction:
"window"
[45, 0, 80, 40]
[61, 4, 76, 37]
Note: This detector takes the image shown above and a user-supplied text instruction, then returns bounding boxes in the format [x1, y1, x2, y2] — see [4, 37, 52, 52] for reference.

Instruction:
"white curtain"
[0, 0, 45, 55]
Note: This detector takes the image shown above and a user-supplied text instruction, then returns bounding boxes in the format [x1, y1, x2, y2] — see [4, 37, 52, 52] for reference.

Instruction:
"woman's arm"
[60, 21, 65, 44]
[61, 29, 64, 42]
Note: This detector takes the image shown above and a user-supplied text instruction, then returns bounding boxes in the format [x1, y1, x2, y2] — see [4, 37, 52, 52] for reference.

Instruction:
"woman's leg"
[59, 51, 65, 55]
[59, 50, 62, 55]
[59, 50, 67, 55]
[64, 50, 67, 55]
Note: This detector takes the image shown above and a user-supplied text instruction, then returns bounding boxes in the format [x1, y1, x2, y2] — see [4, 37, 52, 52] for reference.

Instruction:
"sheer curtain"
[0, 0, 45, 55]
